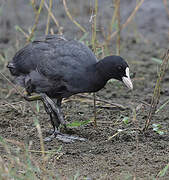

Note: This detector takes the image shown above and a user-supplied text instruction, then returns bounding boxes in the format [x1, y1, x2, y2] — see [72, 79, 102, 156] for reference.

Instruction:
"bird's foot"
[56, 133, 86, 143]
[44, 130, 86, 143]
[23, 94, 42, 101]
[47, 125, 67, 135]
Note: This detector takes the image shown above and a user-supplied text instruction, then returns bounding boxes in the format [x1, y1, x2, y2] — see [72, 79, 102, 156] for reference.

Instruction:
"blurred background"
[0, 0, 168, 48]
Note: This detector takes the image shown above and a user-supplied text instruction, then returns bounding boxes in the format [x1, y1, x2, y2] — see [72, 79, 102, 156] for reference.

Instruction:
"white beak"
[122, 67, 133, 90]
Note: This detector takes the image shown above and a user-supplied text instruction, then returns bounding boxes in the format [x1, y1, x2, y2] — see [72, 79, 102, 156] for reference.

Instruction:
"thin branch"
[116, 0, 120, 55]
[44, 1, 62, 34]
[163, 0, 169, 17]
[0, 72, 47, 174]
[108, 1, 117, 36]
[27, 0, 45, 42]
[0, 72, 38, 115]
[62, 0, 86, 33]
[75, 94, 128, 110]
[107, 0, 145, 42]
[144, 49, 169, 131]
[45, 0, 53, 35]
[30, 0, 38, 14]
[91, 0, 98, 127]
[15, 25, 29, 39]
[91, 0, 98, 52]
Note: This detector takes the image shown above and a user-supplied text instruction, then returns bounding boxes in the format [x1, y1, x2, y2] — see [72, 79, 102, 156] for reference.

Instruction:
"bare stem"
[91, 0, 98, 52]
[45, 0, 53, 35]
[107, 0, 144, 43]
[0, 72, 47, 177]
[144, 49, 169, 131]
[91, 0, 98, 127]
[27, 0, 45, 42]
[35, 118, 46, 176]
[30, 0, 38, 14]
[62, 0, 86, 33]
[44, 1, 63, 35]
[163, 0, 169, 17]
[116, 0, 120, 55]
[0, 72, 38, 116]
[108, 1, 117, 36]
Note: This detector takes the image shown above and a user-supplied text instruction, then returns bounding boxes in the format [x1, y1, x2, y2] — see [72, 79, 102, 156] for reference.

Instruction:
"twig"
[30, 0, 38, 14]
[116, 0, 121, 55]
[163, 0, 169, 17]
[139, 100, 151, 107]
[132, 107, 139, 179]
[107, 0, 145, 43]
[104, 0, 118, 52]
[15, 25, 29, 39]
[28, 149, 62, 155]
[27, 0, 45, 42]
[62, 0, 86, 33]
[34, 118, 46, 172]
[91, 0, 98, 52]
[44, 1, 62, 34]
[108, 2, 117, 37]
[0, 72, 38, 116]
[143, 49, 169, 131]
[93, 92, 97, 127]
[4, 138, 25, 147]
[107, 127, 141, 141]
[1, 72, 47, 173]
[155, 98, 169, 114]
[90, 0, 98, 127]
[75, 94, 128, 110]
[45, 0, 52, 35]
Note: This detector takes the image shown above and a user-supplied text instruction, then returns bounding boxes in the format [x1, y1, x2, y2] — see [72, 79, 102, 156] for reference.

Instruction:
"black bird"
[7, 35, 133, 142]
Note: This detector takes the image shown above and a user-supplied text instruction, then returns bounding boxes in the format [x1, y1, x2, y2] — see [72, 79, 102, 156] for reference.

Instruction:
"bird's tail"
[7, 62, 15, 69]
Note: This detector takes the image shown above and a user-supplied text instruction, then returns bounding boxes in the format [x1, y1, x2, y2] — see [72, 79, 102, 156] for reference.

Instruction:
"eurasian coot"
[7, 35, 133, 142]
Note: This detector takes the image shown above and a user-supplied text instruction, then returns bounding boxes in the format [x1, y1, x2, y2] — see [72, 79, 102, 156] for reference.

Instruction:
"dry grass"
[144, 49, 169, 131]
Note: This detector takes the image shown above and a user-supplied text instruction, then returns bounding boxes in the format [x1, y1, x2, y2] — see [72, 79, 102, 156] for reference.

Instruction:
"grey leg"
[24, 93, 86, 142]
[24, 93, 64, 137]
[42, 96, 86, 142]
[50, 98, 66, 128]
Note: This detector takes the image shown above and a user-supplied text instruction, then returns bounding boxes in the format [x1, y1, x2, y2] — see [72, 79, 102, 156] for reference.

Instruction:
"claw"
[23, 94, 42, 101]
[23, 92, 76, 142]
[44, 130, 86, 143]
[56, 134, 86, 143]
[44, 133, 55, 142]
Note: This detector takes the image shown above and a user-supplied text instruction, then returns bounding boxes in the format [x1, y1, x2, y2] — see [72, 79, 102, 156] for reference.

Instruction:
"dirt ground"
[0, 0, 169, 179]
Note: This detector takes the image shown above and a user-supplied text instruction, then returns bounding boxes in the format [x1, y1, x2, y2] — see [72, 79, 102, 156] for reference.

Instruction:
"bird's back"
[9, 35, 97, 75]
[7, 35, 98, 97]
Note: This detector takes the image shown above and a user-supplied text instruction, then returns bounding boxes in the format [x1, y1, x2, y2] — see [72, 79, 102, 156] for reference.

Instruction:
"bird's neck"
[95, 58, 113, 81]
[85, 59, 110, 92]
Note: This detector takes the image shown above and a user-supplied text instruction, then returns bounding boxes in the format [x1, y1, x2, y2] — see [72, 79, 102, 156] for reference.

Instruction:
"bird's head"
[98, 55, 133, 90]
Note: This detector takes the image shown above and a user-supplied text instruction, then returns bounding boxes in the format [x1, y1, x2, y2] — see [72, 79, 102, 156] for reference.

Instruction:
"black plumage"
[7, 35, 133, 142]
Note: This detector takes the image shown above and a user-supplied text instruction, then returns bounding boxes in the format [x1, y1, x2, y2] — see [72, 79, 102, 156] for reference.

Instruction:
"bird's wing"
[10, 35, 67, 75]
[11, 34, 97, 83]
[11, 44, 37, 74]
[36, 38, 97, 80]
